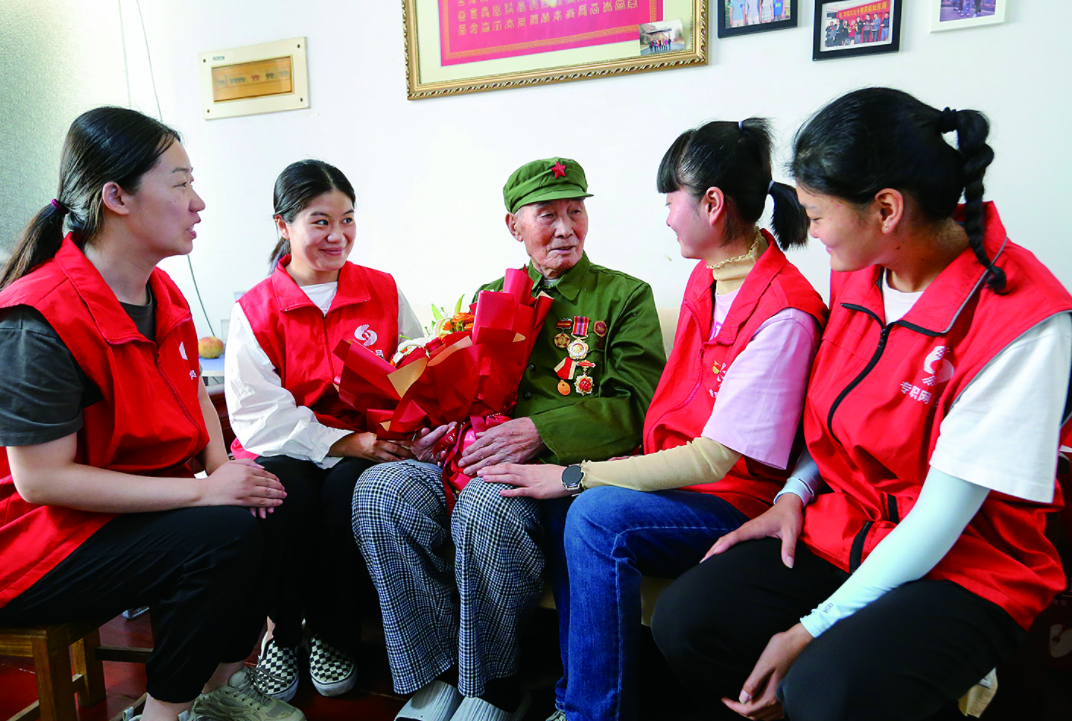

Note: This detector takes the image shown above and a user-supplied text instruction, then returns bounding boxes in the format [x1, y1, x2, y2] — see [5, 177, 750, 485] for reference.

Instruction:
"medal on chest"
[567, 338, 589, 360]
[550, 316, 603, 395]
[575, 372, 594, 395]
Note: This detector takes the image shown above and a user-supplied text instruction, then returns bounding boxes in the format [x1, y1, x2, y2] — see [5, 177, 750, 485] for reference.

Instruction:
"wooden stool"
[0, 622, 107, 721]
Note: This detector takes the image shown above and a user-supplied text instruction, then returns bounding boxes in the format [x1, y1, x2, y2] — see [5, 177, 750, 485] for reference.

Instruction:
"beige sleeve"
[580, 437, 742, 492]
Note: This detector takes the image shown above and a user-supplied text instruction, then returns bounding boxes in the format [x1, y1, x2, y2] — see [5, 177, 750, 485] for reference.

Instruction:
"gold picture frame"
[403, 0, 708, 100]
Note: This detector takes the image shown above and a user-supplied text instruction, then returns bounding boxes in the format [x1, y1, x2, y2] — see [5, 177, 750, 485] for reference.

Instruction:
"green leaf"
[431, 304, 444, 322]
[454, 295, 464, 315]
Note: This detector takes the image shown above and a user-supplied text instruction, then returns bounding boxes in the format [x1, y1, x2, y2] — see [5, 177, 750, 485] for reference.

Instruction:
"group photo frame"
[813, 0, 901, 61]
[930, 0, 1006, 32]
[717, 0, 797, 38]
[403, 0, 708, 100]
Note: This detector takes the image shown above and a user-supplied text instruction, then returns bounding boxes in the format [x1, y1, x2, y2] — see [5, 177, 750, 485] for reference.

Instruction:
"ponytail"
[768, 180, 809, 249]
[0, 202, 68, 291]
[946, 108, 1003, 292]
[268, 236, 290, 269]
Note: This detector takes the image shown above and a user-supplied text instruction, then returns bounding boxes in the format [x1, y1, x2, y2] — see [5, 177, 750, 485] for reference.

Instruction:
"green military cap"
[503, 157, 593, 214]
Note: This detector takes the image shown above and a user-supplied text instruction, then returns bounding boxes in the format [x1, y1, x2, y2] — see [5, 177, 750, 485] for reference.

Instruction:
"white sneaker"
[192, 667, 306, 721]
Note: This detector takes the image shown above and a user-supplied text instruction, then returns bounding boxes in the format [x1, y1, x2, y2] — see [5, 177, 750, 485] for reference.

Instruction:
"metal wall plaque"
[199, 37, 309, 119]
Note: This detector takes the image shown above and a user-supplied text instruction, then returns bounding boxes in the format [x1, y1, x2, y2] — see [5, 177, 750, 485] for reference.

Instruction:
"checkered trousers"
[352, 460, 546, 697]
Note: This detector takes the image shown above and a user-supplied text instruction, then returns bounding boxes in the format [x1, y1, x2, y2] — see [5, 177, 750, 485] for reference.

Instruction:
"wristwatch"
[561, 464, 586, 495]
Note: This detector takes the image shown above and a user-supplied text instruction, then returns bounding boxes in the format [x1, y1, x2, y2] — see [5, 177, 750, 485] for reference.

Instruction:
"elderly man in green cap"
[353, 157, 664, 721]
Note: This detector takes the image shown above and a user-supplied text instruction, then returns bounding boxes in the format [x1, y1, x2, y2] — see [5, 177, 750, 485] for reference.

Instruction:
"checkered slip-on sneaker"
[252, 636, 301, 702]
[192, 667, 306, 721]
[307, 633, 357, 697]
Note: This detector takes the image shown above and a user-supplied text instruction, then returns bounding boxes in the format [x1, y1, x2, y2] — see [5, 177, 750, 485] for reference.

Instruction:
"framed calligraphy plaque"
[403, 0, 708, 99]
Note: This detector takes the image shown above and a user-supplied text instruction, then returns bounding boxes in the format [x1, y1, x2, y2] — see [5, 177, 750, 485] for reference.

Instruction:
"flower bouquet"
[333, 268, 552, 506]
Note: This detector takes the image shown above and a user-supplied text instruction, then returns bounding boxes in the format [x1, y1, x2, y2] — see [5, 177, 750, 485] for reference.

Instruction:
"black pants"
[254, 455, 372, 652]
[651, 538, 1025, 721]
[0, 507, 265, 703]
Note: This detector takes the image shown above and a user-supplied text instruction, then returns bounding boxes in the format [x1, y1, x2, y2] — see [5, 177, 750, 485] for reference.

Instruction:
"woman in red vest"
[480, 119, 826, 721]
[224, 160, 424, 701]
[653, 88, 1072, 721]
[0, 108, 300, 721]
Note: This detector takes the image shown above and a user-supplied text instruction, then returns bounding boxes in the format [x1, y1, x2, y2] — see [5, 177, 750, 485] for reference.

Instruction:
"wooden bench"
[0, 619, 153, 721]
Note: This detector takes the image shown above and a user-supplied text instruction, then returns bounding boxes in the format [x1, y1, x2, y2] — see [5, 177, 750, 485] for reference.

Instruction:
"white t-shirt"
[225, 280, 423, 468]
[883, 271, 1072, 502]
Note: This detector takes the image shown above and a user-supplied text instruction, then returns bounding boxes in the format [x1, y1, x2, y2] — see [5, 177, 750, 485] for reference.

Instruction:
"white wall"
[9, 2, 1072, 336]
[0, 0, 130, 261]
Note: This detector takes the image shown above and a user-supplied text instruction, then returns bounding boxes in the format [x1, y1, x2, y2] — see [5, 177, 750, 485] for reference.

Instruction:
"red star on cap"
[551, 161, 567, 178]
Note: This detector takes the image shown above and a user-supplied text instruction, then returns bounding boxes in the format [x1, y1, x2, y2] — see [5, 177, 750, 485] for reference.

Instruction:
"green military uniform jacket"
[477, 252, 665, 465]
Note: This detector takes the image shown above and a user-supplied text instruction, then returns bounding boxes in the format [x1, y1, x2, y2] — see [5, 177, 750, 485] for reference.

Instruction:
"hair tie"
[939, 107, 958, 133]
[50, 199, 68, 214]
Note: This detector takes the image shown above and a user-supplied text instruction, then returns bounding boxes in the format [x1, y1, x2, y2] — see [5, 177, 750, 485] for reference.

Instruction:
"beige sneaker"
[192, 667, 306, 721]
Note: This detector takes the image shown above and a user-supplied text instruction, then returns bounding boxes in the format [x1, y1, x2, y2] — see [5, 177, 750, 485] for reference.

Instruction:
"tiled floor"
[2, 607, 1070, 721]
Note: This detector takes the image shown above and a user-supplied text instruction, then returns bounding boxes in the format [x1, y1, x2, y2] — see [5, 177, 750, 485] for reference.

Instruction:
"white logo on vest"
[179, 342, 188, 361]
[354, 324, 378, 347]
[900, 346, 955, 407]
[922, 346, 955, 387]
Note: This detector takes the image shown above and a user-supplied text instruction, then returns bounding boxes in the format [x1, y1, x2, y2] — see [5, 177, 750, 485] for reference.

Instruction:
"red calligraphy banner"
[440, 0, 663, 66]
[836, 1, 889, 20]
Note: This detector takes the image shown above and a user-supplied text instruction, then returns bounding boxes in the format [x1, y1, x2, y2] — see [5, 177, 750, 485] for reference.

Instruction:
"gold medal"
[554, 332, 570, 349]
[557, 379, 571, 395]
[567, 338, 589, 361]
[594, 320, 608, 337]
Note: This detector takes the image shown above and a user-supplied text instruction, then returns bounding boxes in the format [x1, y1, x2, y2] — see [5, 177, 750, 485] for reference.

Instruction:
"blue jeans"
[554, 486, 748, 721]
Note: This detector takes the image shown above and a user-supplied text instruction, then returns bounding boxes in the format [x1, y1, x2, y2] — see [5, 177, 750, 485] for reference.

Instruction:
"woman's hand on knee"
[723, 623, 813, 720]
[704, 493, 804, 568]
[478, 462, 571, 499]
[202, 459, 286, 517]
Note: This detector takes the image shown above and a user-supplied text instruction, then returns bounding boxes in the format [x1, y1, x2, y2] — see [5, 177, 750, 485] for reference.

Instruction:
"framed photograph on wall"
[813, 0, 901, 61]
[403, 0, 708, 100]
[930, 0, 1006, 32]
[718, 0, 797, 38]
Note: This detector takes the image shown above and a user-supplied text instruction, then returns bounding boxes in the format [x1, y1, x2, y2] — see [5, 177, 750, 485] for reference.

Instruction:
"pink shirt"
[700, 288, 820, 469]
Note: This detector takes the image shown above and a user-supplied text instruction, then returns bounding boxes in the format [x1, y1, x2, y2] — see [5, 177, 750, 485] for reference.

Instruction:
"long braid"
[950, 108, 1005, 292]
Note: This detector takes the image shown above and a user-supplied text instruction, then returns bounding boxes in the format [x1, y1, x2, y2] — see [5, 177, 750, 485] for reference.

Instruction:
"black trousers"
[0, 507, 265, 703]
[254, 455, 372, 652]
[651, 538, 1025, 721]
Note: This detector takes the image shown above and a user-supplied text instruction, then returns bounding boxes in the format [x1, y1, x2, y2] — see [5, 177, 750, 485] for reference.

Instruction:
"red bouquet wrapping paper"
[334, 269, 552, 503]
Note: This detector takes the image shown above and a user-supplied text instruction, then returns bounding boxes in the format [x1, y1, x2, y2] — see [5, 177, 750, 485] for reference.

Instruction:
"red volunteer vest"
[801, 203, 1072, 630]
[0, 236, 208, 608]
[643, 234, 827, 519]
[234, 257, 399, 455]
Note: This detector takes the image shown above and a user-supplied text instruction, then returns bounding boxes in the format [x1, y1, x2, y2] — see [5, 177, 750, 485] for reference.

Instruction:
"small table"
[200, 355, 225, 383]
